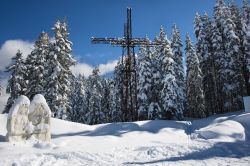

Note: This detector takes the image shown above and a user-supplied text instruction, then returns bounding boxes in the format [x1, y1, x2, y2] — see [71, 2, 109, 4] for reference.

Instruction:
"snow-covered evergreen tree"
[230, 2, 250, 97]
[171, 24, 185, 117]
[45, 20, 76, 119]
[4, 50, 27, 113]
[194, 13, 204, 62]
[85, 68, 105, 125]
[211, 21, 226, 114]
[68, 74, 86, 123]
[185, 34, 206, 118]
[111, 59, 123, 122]
[26, 32, 50, 99]
[212, 0, 230, 114]
[195, 13, 219, 116]
[220, 2, 246, 111]
[155, 26, 181, 120]
[137, 36, 153, 120]
[101, 78, 112, 123]
[148, 43, 162, 120]
[210, 0, 247, 112]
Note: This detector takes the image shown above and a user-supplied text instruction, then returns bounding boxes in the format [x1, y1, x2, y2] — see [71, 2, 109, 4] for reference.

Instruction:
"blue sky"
[0, 0, 243, 67]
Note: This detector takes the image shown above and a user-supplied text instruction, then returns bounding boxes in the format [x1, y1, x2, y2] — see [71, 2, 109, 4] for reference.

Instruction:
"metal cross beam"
[91, 8, 165, 122]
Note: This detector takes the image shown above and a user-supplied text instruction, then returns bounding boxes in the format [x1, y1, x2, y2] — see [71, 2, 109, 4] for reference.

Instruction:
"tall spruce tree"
[213, 0, 229, 114]
[109, 79, 122, 122]
[45, 20, 76, 119]
[4, 50, 27, 113]
[26, 32, 50, 99]
[68, 74, 86, 123]
[137, 36, 153, 120]
[195, 13, 218, 116]
[148, 41, 162, 120]
[230, 2, 250, 97]
[85, 68, 105, 125]
[185, 34, 206, 118]
[211, 0, 246, 112]
[221, 2, 246, 111]
[211, 21, 226, 114]
[155, 26, 181, 119]
[171, 24, 185, 117]
[101, 78, 112, 123]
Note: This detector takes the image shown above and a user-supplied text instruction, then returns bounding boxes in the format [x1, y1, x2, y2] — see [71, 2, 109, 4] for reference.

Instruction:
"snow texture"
[1, 111, 250, 165]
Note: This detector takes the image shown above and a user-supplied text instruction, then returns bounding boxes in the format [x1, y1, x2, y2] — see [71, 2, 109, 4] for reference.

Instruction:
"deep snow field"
[0, 111, 250, 166]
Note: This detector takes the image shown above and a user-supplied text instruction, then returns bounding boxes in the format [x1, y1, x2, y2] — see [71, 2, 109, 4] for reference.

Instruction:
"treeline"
[188, 0, 250, 118]
[3, 20, 76, 120]
[3, 0, 250, 124]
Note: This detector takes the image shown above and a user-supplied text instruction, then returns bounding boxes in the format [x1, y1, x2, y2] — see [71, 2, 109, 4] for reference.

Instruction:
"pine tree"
[85, 68, 105, 125]
[229, 0, 250, 95]
[137, 36, 153, 120]
[220, 2, 246, 111]
[194, 13, 203, 62]
[213, 0, 230, 114]
[242, 0, 250, 95]
[155, 26, 181, 120]
[4, 50, 27, 113]
[68, 74, 86, 123]
[45, 20, 76, 119]
[148, 43, 162, 120]
[26, 32, 50, 99]
[112, 59, 123, 122]
[171, 24, 185, 117]
[211, 21, 226, 114]
[195, 13, 219, 116]
[103, 78, 113, 123]
[185, 34, 206, 118]
[211, 0, 246, 112]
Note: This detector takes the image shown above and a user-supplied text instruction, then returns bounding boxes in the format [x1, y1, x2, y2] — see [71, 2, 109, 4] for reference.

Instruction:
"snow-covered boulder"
[6, 95, 30, 142]
[28, 94, 51, 142]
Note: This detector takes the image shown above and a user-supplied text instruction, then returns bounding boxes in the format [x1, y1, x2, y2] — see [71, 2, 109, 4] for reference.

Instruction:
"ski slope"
[0, 111, 250, 166]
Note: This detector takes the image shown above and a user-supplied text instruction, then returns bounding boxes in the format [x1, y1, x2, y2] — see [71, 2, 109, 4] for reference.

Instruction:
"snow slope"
[0, 111, 250, 166]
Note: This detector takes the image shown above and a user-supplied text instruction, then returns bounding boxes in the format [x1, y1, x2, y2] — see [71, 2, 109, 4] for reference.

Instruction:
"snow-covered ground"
[0, 111, 250, 166]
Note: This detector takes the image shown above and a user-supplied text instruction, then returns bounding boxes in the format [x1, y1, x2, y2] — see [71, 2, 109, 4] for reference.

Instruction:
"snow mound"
[195, 120, 245, 142]
[7, 95, 30, 119]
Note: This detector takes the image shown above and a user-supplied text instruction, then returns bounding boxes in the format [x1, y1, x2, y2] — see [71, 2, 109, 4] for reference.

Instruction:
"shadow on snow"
[52, 120, 190, 138]
[124, 141, 250, 165]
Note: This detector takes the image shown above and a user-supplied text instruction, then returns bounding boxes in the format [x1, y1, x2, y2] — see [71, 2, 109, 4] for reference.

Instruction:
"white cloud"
[99, 60, 118, 75]
[71, 60, 118, 77]
[71, 63, 94, 77]
[0, 40, 33, 70]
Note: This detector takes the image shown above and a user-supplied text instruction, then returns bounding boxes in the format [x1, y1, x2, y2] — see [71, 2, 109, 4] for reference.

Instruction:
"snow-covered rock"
[6, 95, 30, 142]
[28, 94, 51, 142]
